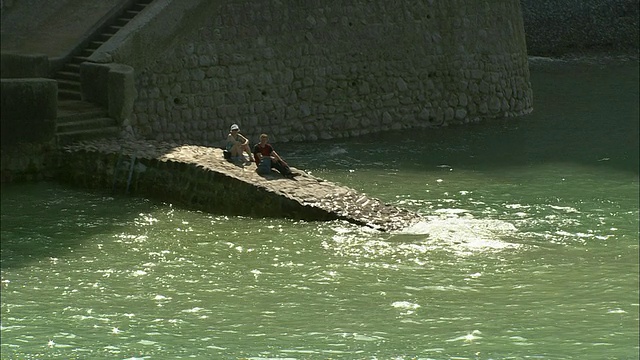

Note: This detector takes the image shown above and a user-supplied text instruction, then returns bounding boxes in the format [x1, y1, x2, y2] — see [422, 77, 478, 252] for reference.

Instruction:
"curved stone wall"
[130, 0, 532, 145]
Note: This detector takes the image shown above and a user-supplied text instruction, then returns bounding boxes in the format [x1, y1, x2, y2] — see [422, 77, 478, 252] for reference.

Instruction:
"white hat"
[230, 124, 239, 131]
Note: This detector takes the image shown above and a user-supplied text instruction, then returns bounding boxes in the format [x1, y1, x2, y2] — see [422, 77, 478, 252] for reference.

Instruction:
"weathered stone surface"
[60, 139, 422, 232]
[0, 78, 57, 146]
[125, 1, 533, 145]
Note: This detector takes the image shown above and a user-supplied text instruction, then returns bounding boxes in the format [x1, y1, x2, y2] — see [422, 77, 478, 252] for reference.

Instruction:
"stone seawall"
[0, 79, 57, 143]
[0, 78, 58, 182]
[57, 139, 421, 232]
[127, 0, 532, 146]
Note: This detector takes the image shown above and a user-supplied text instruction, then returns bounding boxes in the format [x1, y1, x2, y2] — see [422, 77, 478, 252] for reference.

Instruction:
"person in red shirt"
[253, 133, 294, 178]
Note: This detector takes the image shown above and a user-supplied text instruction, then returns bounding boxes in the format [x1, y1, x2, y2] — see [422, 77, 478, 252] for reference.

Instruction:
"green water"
[1, 58, 638, 359]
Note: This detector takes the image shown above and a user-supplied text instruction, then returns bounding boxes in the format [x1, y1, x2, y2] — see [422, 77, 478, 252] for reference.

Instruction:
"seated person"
[253, 133, 294, 177]
[226, 124, 254, 162]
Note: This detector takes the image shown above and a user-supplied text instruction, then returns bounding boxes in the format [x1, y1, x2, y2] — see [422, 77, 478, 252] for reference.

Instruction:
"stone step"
[96, 33, 115, 41]
[56, 109, 109, 124]
[71, 56, 90, 64]
[57, 100, 108, 121]
[57, 117, 117, 133]
[57, 127, 121, 145]
[79, 48, 94, 57]
[56, 78, 80, 91]
[58, 99, 103, 110]
[56, 71, 80, 81]
[106, 25, 124, 33]
[56, 99, 117, 144]
[87, 40, 105, 50]
[113, 18, 130, 27]
[58, 89, 82, 100]
[131, 4, 148, 12]
[123, 10, 141, 18]
[57, 109, 108, 122]
[60, 63, 80, 72]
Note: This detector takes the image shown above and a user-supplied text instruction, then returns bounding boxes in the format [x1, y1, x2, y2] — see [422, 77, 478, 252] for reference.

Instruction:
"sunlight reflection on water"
[1, 58, 638, 359]
[323, 211, 523, 261]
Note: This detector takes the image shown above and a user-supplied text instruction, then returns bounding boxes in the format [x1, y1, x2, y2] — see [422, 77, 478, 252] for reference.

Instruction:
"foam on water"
[398, 213, 521, 254]
[323, 210, 522, 262]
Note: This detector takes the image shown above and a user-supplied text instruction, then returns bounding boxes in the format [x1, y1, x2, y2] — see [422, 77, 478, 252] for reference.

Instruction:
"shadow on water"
[280, 60, 639, 176]
[0, 182, 156, 269]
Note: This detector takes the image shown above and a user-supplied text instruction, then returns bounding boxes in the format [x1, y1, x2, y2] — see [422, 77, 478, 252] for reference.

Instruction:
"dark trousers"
[272, 159, 291, 175]
[257, 157, 291, 176]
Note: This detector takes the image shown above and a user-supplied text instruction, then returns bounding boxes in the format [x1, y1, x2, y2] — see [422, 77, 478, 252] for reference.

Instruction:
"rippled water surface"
[1, 58, 638, 359]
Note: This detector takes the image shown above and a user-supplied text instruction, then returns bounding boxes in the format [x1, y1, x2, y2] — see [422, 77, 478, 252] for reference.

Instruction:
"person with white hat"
[225, 124, 254, 163]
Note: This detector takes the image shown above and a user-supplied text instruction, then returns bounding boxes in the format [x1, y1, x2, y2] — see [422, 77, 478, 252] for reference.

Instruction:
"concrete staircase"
[54, 0, 154, 101]
[53, 0, 153, 144]
[56, 100, 121, 144]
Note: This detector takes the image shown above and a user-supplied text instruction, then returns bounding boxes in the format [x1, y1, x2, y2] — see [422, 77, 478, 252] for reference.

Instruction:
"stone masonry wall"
[0, 78, 58, 182]
[130, 0, 532, 145]
[521, 0, 639, 56]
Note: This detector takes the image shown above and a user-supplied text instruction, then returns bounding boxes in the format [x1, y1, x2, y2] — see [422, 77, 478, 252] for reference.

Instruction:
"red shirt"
[253, 143, 274, 165]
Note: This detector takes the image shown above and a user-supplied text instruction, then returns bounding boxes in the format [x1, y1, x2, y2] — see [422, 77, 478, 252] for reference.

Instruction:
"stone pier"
[58, 139, 422, 232]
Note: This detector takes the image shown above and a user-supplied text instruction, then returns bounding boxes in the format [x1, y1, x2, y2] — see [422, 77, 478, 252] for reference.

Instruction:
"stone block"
[1, 53, 50, 78]
[1, 78, 57, 146]
[107, 64, 136, 124]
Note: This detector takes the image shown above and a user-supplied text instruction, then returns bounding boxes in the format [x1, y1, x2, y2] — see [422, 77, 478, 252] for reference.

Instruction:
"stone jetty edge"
[58, 139, 423, 232]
